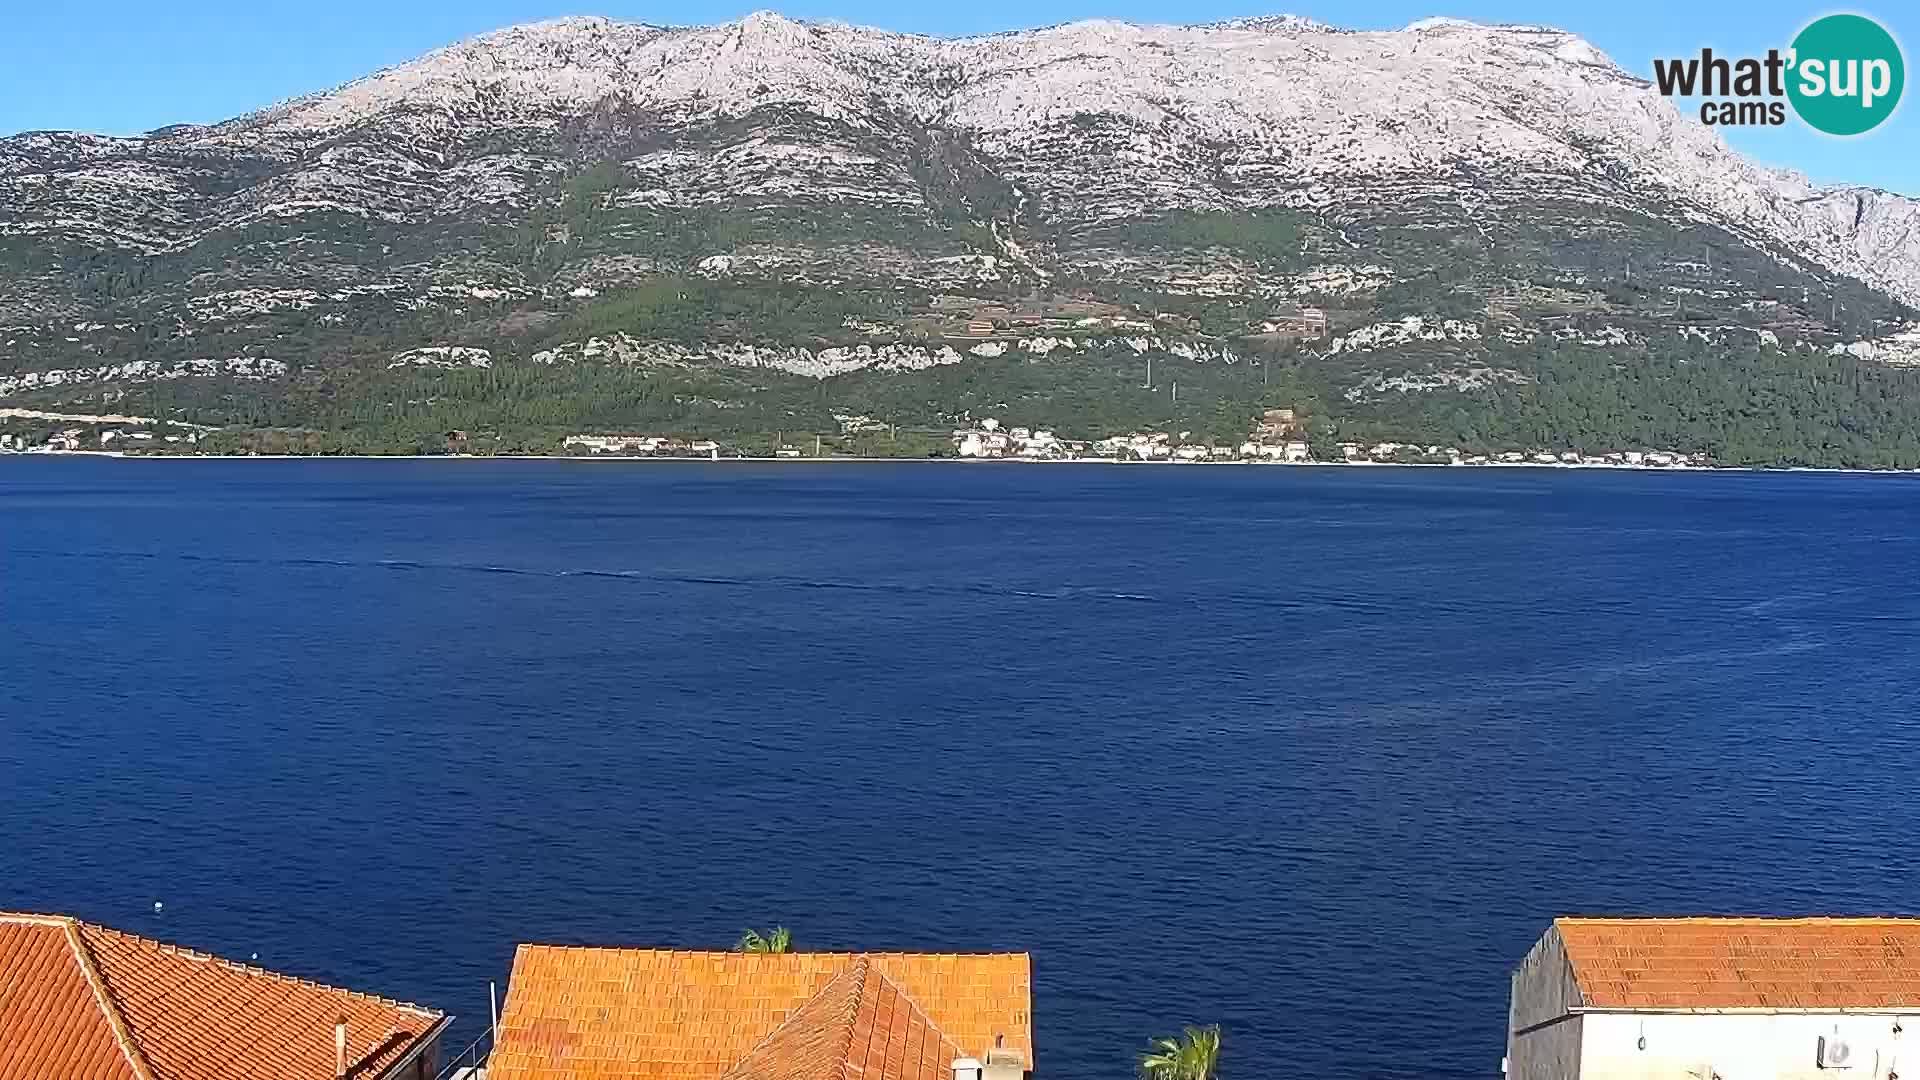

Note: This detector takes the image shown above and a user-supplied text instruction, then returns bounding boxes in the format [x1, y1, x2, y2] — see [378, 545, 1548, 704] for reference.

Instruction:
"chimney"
[983, 1035, 1026, 1080]
[952, 1057, 983, 1080]
[334, 1015, 349, 1079]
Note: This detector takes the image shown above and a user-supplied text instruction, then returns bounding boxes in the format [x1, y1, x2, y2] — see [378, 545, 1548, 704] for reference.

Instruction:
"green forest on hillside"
[7, 192, 1920, 467]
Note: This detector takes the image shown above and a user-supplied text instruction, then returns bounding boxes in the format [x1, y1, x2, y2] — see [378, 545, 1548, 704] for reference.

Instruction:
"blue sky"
[3, 1, 1912, 194]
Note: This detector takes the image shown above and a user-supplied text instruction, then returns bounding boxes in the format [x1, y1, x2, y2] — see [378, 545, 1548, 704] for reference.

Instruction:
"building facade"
[1509, 917, 1920, 1080]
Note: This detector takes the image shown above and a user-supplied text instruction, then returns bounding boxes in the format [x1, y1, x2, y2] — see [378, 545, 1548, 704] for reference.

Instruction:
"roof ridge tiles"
[863, 960, 970, 1064]
[0, 911, 447, 1080]
[827, 956, 869, 1080]
[719, 958, 871, 1080]
[57, 916, 159, 1080]
[0, 912, 83, 929]
[74, 920, 443, 1018]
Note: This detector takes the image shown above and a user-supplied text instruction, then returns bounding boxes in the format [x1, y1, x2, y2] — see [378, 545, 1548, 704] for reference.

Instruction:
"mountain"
[4, 12, 1920, 463]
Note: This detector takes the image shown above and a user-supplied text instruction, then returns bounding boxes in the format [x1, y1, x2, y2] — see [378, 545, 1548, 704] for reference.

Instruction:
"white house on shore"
[1509, 917, 1920, 1080]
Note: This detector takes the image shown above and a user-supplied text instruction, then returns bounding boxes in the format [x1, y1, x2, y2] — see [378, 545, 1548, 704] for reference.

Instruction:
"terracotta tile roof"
[487, 948, 1031, 1080]
[0, 917, 141, 1080]
[1557, 916, 1920, 1010]
[0, 913, 447, 1080]
[722, 958, 963, 1080]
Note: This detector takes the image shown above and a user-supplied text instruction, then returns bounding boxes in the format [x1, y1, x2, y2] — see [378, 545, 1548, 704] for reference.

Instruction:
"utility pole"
[1143, 354, 1153, 389]
[1171, 381, 1178, 407]
[814, 433, 822, 457]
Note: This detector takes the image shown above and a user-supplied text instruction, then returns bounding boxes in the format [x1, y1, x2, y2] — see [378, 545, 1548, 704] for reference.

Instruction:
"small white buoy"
[152, 901, 163, 912]
[250, 953, 258, 961]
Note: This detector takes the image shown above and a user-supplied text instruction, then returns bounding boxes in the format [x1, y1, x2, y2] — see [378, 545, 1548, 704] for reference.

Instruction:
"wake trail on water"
[21, 548, 1176, 606]
[20, 548, 1920, 628]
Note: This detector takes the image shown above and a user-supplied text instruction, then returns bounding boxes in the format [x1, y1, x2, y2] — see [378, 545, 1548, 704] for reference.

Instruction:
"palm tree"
[735, 926, 793, 953]
[1139, 1025, 1220, 1080]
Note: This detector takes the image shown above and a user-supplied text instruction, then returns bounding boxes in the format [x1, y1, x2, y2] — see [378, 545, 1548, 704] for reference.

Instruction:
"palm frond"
[735, 925, 793, 953]
[1138, 1025, 1220, 1080]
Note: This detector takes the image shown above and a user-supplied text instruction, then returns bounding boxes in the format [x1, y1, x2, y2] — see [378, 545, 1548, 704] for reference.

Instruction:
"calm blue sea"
[5, 459, 1919, 1078]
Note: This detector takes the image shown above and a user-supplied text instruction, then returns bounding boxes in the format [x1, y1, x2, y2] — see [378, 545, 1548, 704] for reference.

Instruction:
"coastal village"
[541, 406, 1709, 469]
[939, 409, 1706, 468]
[5, 909, 1917, 1080]
[0, 410, 1714, 468]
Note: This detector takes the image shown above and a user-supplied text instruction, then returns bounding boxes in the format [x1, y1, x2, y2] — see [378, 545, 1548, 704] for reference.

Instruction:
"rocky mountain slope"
[3, 12, 1919, 461]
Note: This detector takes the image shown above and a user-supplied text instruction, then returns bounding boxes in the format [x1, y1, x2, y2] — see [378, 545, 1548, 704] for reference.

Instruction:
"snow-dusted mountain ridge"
[5, 11, 1912, 304]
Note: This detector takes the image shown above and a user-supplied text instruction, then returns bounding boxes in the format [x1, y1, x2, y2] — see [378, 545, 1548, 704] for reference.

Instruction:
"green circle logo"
[1787, 13, 1905, 135]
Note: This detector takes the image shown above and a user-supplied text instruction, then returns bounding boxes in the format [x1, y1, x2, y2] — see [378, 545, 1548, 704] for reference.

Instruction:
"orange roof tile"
[0, 917, 142, 1080]
[0, 913, 447, 1080]
[487, 948, 1032, 1080]
[1557, 917, 1920, 1010]
[722, 958, 964, 1080]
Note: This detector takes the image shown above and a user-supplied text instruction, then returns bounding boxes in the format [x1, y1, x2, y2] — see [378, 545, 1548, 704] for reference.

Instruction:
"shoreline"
[5, 450, 1919, 476]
